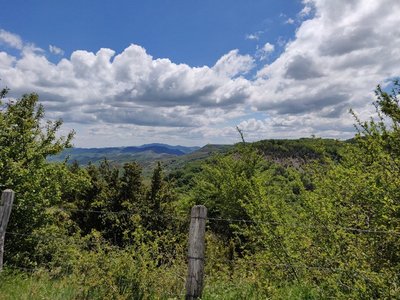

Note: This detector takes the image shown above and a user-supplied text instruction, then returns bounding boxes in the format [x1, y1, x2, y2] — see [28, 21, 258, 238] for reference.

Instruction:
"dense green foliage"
[0, 90, 75, 266]
[1, 82, 400, 299]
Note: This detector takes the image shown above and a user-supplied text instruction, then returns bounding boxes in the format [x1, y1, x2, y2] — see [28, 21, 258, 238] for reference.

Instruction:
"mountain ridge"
[47, 143, 202, 165]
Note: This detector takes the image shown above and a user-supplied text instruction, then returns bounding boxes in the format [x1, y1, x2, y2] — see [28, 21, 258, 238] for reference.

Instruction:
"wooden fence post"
[0, 189, 15, 271]
[185, 205, 207, 300]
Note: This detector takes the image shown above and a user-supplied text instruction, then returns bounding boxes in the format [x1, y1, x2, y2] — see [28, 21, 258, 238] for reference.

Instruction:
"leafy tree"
[120, 162, 143, 206]
[0, 89, 74, 265]
[67, 160, 142, 246]
[149, 162, 163, 211]
[299, 82, 400, 297]
[107, 161, 144, 245]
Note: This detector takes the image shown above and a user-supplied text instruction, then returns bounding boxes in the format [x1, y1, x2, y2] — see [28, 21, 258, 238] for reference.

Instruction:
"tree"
[301, 82, 400, 298]
[143, 162, 175, 232]
[0, 89, 74, 265]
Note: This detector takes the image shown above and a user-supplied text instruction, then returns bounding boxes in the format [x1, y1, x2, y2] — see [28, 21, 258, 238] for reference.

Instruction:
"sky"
[0, 0, 399, 147]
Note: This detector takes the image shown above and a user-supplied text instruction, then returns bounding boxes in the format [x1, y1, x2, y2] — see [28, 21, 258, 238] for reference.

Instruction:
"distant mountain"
[137, 143, 200, 154]
[162, 144, 233, 171]
[48, 144, 201, 166]
[49, 138, 349, 180]
[48, 139, 349, 181]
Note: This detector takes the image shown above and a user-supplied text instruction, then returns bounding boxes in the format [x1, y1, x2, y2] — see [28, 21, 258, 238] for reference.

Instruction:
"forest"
[1, 81, 400, 299]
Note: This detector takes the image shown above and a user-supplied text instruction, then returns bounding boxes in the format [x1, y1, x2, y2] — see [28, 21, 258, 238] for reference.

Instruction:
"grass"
[0, 269, 77, 300]
[202, 279, 319, 300]
[0, 268, 320, 300]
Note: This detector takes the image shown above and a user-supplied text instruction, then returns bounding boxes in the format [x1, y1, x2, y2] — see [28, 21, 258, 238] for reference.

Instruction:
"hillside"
[167, 138, 348, 192]
[48, 139, 347, 177]
[163, 144, 233, 170]
[254, 138, 347, 167]
[48, 143, 200, 165]
[48, 143, 232, 177]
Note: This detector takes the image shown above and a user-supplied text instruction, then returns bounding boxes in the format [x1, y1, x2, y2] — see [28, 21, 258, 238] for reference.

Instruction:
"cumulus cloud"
[299, 0, 315, 18]
[0, 52, 15, 68]
[256, 42, 275, 61]
[212, 49, 254, 77]
[284, 54, 323, 80]
[236, 112, 356, 141]
[1, 0, 400, 146]
[0, 43, 253, 132]
[0, 29, 23, 49]
[251, 0, 400, 137]
[49, 45, 64, 56]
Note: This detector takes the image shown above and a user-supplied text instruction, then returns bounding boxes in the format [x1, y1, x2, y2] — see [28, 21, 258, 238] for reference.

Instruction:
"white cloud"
[49, 45, 64, 56]
[212, 49, 254, 77]
[299, 0, 314, 18]
[1, 0, 400, 146]
[285, 18, 295, 24]
[0, 29, 23, 49]
[256, 42, 275, 61]
[262, 43, 274, 53]
[0, 29, 45, 57]
[0, 44, 253, 136]
[299, 6, 312, 17]
[251, 0, 400, 138]
[0, 52, 15, 68]
[246, 30, 266, 41]
[245, 34, 259, 41]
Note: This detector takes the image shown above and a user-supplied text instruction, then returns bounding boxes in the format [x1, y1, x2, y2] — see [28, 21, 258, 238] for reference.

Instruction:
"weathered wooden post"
[185, 205, 207, 300]
[0, 189, 15, 271]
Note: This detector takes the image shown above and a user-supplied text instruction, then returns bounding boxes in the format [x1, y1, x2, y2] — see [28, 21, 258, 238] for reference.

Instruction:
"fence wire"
[207, 216, 400, 236]
[13, 203, 400, 236]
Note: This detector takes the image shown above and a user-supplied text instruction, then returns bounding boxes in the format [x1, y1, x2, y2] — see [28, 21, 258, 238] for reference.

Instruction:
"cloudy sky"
[0, 0, 399, 147]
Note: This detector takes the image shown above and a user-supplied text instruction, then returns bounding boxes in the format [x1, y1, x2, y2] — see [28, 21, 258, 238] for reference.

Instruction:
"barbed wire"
[3, 265, 39, 273]
[203, 257, 387, 295]
[207, 217, 259, 224]
[14, 204, 189, 223]
[12, 203, 400, 236]
[5, 230, 189, 261]
[59, 207, 132, 215]
[5, 258, 388, 279]
[8, 206, 400, 237]
[5, 231, 114, 247]
[7, 228, 396, 283]
[6, 229, 385, 272]
[206, 216, 400, 236]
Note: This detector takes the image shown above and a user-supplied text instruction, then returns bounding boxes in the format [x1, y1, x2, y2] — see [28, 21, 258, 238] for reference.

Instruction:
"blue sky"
[1, 0, 301, 66]
[0, 0, 399, 147]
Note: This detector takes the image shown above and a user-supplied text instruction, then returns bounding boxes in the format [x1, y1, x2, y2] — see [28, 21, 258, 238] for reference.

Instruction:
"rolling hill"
[48, 143, 200, 165]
